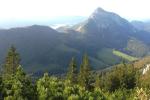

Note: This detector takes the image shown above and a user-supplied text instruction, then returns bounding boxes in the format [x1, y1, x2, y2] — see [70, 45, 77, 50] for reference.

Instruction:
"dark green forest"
[0, 46, 149, 100]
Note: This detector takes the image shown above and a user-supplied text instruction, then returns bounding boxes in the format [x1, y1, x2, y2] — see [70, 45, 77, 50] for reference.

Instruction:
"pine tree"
[15, 66, 36, 100]
[95, 74, 101, 88]
[2, 65, 36, 100]
[3, 46, 20, 75]
[0, 76, 2, 99]
[78, 64, 85, 88]
[78, 54, 92, 91]
[37, 73, 51, 100]
[37, 73, 64, 100]
[67, 57, 78, 84]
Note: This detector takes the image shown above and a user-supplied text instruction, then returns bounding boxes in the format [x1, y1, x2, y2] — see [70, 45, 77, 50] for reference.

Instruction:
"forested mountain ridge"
[0, 8, 150, 74]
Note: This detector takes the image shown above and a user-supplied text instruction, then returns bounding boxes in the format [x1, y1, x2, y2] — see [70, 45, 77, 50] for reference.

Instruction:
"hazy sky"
[0, 0, 149, 28]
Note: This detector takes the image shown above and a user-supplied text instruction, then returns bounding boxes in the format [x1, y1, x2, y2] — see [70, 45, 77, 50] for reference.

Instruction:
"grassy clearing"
[97, 48, 121, 65]
[113, 50, 138, 61]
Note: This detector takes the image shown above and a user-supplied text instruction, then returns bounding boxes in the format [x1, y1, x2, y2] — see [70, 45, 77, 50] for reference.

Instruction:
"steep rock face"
[74, 8, 136, 50]
[74, 8, 150, 57]
[83, 8, 134, 32]
[77, 8, 135, 33]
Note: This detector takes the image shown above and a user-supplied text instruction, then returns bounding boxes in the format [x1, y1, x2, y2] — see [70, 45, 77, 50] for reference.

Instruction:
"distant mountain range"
[0, 16, 87, 29]
[131, 20, 150, 32]
[0, 7, 150, 74]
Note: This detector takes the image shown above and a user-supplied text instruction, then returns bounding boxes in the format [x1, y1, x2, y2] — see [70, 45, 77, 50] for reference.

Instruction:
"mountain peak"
[89, 7, 108, 19]
[92, 7, 106, 15]
[28, 25, 51, 29]
[94, 7, 105, 13]
[76, 7, 135, 34]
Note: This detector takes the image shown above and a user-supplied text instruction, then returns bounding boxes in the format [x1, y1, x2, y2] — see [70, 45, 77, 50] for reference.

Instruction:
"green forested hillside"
[0, 46, 150, 100]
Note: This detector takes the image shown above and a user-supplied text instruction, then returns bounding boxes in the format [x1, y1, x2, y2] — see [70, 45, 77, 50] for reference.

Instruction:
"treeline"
[0, 46, 150, 100]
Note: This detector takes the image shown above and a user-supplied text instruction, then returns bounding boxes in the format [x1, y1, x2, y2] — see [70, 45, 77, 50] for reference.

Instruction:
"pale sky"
[0, 0, 149, 28]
